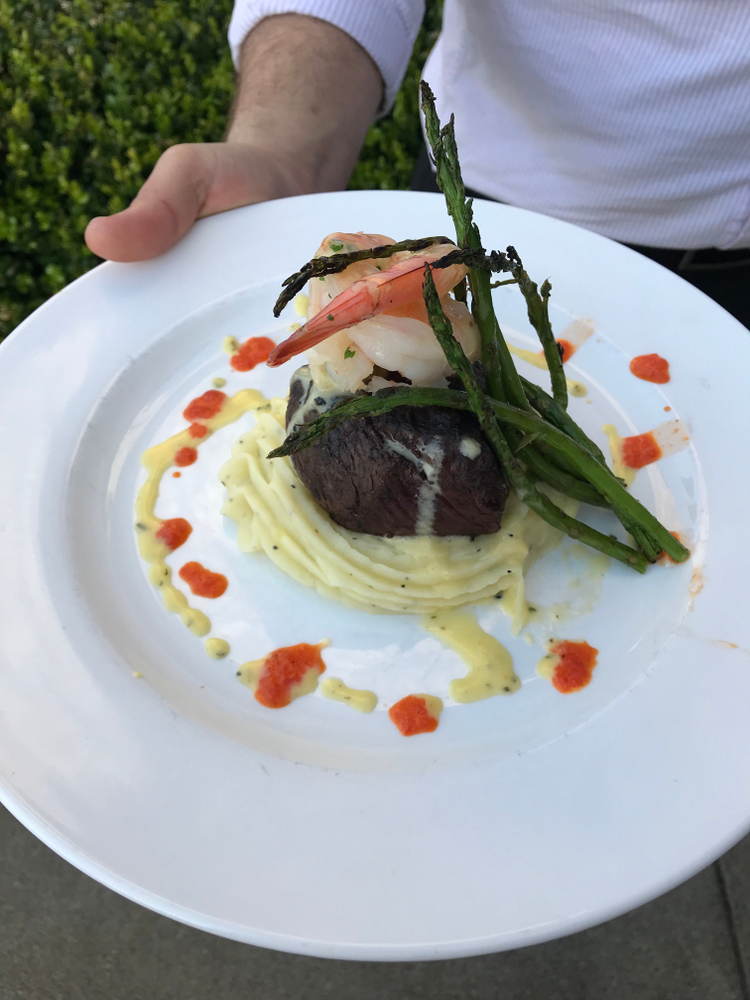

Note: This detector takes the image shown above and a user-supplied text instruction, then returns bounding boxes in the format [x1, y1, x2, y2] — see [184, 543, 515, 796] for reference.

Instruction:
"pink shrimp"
[267, 240, 467, 368]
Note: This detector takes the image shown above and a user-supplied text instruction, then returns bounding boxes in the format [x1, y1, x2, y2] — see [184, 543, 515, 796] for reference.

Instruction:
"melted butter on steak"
[383, 437, 444, 535]
[285, 366, 509, 537]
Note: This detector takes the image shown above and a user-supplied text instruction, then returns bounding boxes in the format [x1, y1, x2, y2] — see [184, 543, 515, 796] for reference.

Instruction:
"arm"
[85, 15, 383, 262]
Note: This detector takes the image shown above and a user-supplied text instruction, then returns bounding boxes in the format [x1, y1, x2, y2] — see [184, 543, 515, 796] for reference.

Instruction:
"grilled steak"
[285, 368, 508, 536]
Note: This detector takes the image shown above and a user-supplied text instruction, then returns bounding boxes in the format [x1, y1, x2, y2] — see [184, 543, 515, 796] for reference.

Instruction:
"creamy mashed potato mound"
[219, 398, 575, 631]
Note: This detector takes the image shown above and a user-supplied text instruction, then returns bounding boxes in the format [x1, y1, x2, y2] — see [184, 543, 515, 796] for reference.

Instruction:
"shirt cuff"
[228, 1, 425, 113]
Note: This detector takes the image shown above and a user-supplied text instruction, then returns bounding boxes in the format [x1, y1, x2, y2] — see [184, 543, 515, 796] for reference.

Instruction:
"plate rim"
[1, 188, 749, 960]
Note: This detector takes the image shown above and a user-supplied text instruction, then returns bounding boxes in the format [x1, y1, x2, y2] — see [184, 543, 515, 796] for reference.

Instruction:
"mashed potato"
[219, 398, 576, 632]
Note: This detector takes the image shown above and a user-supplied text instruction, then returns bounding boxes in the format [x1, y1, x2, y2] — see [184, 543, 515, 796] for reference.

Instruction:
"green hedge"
[0, 1, 441, 340]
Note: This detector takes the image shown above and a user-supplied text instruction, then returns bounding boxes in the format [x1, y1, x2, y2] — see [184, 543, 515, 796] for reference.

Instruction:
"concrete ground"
[2, 805, 749, 1000]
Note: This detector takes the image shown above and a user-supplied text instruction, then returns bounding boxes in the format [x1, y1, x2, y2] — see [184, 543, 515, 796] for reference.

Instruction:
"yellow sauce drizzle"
[536, 644, 556, 681]
[320, 677, 378, 713]
[222, 336, 239, 356]
[212, 377, 227, 388]
[420, 694, 444, 720]
[135, 388, 266, 636]
[422, 609, 520, 701]
[293, 293, 309, 316]
[507, 345, 586, 397]
[602, 424, 636, 486]
[508, 344, 549, 370]
[205, 638, 230, 659]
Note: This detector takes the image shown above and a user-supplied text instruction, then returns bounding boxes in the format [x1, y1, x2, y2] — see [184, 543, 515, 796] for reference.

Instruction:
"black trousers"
[411, 148, 750, 329]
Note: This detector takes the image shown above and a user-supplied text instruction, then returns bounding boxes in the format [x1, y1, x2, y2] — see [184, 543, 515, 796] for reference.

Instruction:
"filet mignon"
[285, 368, 508, 536]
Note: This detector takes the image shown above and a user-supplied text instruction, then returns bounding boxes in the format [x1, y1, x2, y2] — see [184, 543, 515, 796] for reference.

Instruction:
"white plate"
[1, 191, 749, 961]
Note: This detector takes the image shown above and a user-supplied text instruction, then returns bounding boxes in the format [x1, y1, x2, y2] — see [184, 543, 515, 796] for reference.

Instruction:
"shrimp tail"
[266, 250, 467, 368]
[266, 284, 376, 368]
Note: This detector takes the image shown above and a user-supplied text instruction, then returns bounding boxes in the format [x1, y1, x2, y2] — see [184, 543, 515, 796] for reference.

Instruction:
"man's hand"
[84, 143, 304, 262]
[85, 15, 382, 263]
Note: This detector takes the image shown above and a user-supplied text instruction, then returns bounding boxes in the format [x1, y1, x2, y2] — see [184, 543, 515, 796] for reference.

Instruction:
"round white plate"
[1, 191, 749, 961]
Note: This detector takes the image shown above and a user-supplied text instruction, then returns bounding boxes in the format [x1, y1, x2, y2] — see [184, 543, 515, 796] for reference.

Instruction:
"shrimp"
[305, 232, 395, 324]
[266, 234, 475, 383]
[343, 296, 479, 386]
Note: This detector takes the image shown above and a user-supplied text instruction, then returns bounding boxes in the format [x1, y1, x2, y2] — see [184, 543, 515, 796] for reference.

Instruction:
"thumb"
[85, 143, 284, 263]
[85, 144, 216, 263]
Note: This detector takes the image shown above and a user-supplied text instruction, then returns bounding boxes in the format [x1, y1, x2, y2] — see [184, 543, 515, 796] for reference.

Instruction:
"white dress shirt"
[229, 1, 750, 249]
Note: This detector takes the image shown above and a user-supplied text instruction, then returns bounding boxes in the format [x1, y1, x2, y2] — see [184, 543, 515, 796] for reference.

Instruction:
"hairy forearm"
[227, 14, 383, 193]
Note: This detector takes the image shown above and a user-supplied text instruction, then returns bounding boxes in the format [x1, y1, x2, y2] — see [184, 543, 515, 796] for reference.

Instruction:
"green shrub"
[0, 1, 441, 340]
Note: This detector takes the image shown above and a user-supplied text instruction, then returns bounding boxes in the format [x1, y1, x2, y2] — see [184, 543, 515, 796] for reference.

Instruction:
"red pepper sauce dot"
[657, 530, 687, 565]
[182, 389, 226, 422]
[254, 643, 326, 708]
[389, 695, 439, 736]
[557, 338, 575, 363]
[155, 517, 192, 551]
[188, 422, 209, 439]
[230, 336, 275, 372]
[174, 446, 198, 467]
[622, 431, 662, 469]
[178, 561, 228, 598]
[549, 640, 598, 694]
[630, 353, 670, 384]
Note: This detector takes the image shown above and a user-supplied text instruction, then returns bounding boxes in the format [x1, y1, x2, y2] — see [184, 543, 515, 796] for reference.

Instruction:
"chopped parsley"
[327, 313, 334, 321]
[329, 241, 344, 252]
[344, 346, 356, 359]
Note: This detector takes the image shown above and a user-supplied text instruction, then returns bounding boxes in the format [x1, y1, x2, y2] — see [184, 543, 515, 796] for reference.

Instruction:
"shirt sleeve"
[228, 0, 425, 113]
